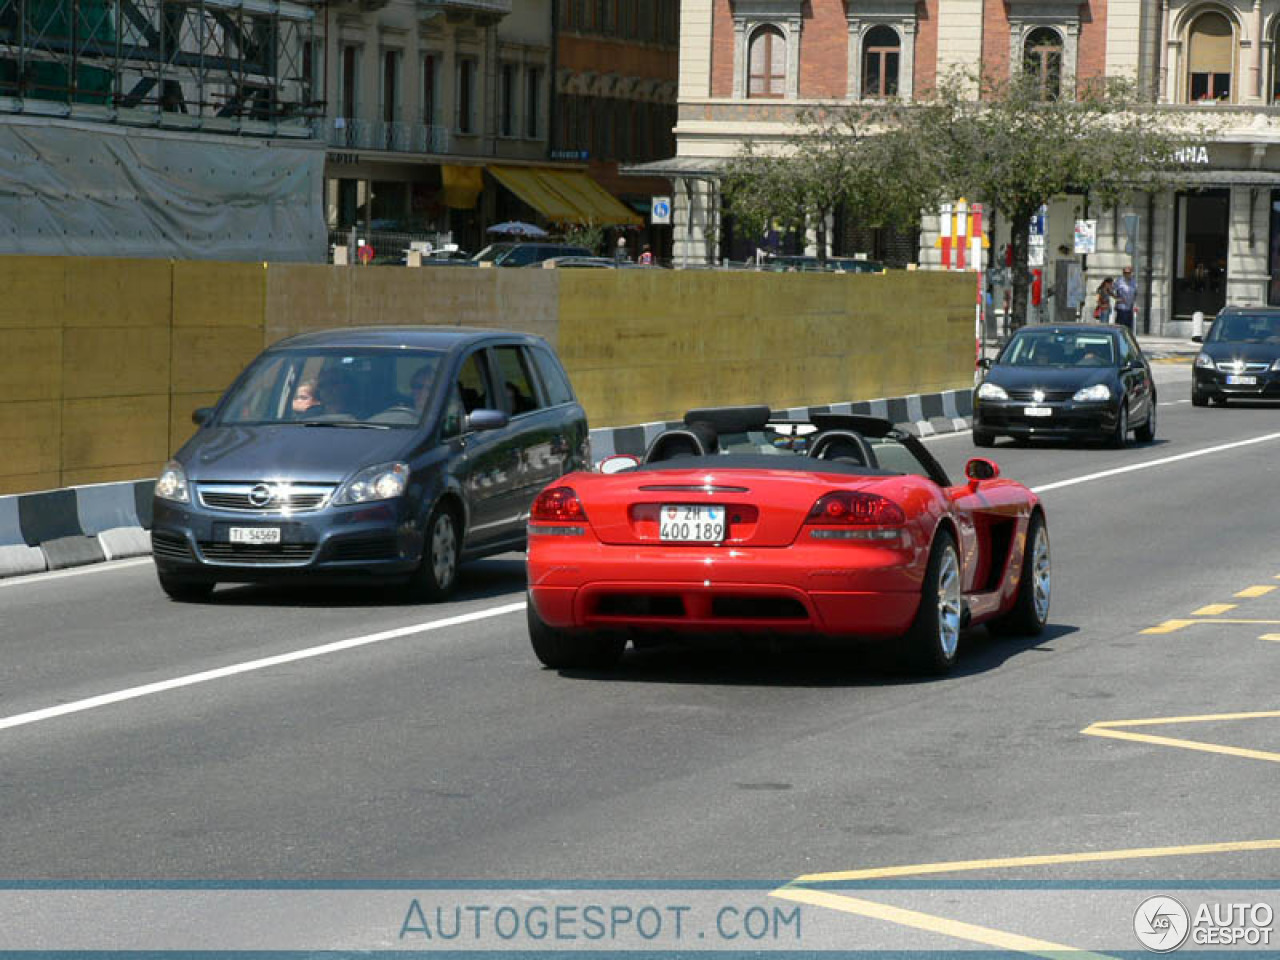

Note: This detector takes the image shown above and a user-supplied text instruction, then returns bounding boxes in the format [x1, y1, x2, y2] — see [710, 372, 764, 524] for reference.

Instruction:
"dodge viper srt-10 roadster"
[525, 406, 1050, 674]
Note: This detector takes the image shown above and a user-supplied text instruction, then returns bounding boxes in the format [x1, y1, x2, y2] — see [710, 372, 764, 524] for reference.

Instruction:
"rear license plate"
[660, 505, 725, 542]
[229, 527, 281, 545]
[1023, 407, 1053, 417]
[1226, 375, 1257, 385]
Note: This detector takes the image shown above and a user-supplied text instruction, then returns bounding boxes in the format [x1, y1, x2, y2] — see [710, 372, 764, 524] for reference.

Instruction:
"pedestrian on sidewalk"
[1093, 277, 1114, 323]
[1113, 266, 1137, 331]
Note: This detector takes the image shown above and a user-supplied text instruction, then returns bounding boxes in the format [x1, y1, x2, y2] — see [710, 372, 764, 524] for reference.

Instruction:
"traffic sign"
[651, 196, 672, 225]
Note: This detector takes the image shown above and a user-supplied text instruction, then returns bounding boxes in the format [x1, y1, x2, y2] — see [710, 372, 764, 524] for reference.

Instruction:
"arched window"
[1023, 27, 1063, 100]
[1188, 12, 1233, 101]
[862, 26, 900, 98]
[748, 26, 787, 99]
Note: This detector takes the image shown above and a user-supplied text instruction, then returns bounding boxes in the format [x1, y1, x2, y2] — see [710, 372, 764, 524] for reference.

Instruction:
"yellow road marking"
[1236, 585, 1277, 598]
[1264, 634, 1280, 642]
[1141, 619, 1195, 634]
[1193, 603, 1237, 616]
[1082, 710, 1280, 765]
[788, 837, 1280, 884]
[772, 886, 1114, 960]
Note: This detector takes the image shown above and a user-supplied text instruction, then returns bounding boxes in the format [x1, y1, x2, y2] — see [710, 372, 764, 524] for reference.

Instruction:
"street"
[3, 360, 1280, 947]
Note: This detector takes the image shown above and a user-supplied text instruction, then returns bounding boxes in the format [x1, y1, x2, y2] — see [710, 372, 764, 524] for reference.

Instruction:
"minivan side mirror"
[192, 407, 214, 426]
[977, 357, 992, 370]
[465, 408, 510, 433]
[1191, 335, 1204, 344]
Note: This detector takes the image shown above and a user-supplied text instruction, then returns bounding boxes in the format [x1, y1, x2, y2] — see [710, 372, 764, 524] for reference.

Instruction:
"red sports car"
[526, 407, 1050, 674]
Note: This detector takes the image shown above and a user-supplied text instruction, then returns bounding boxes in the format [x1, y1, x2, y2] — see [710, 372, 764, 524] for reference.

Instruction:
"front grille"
[1006, 389, 1074, 402]
[1215, 361, 1270, 373]
[151, 531, 193, 561]
[198, 542, 316, 564]
[328, 536, 400, 563]
[198, 483, 334, 514]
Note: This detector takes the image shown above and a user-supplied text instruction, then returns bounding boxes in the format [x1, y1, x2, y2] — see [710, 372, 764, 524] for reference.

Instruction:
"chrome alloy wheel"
[1031, 525, 1051, 624]
[431, 512, 458, 590]
[936, 545, 963, 660]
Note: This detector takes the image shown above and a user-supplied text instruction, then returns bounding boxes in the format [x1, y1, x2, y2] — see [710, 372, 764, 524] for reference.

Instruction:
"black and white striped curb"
[0, 388, 973, 580]
[0, 480, 154, 578]
[588, 388, 974, 460]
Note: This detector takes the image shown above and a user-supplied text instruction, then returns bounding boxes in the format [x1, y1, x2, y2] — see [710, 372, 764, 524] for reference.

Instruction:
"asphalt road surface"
[4, 361, 1279, 906]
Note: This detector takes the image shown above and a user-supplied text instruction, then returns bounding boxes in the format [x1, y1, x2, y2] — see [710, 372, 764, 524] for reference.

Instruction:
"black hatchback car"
[1192, 306, 1280, 405]
[973, 324, 1157, 447]
[151, 327, 589, 601]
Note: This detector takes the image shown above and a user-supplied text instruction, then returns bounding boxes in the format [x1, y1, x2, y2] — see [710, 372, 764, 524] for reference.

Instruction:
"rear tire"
[972, 429, 995, 448]
[988, 512, 1050, 637]
[409, 503, 460, 601]
[1134, 398, 1157, 443]
[157, 571, 215, 602]
[528, 595, 625, 669]
[902, 531, 963, 675]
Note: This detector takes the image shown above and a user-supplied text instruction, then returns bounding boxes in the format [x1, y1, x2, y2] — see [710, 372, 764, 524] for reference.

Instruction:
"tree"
[889, 69, 1199, 328]
[721, 107, 927, 264]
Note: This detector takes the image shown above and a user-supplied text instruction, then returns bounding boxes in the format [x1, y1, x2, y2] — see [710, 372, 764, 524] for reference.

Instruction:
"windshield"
[471, 244, 513, 263]
[998, 330, 1118, 368]
[1207, 314, 1280, 343]
[218, 348, 446, 428]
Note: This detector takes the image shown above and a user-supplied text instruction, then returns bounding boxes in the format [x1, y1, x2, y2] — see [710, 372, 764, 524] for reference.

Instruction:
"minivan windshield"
[218, 349, 446, 428]
[1207, 314, 1280, 343]
[997, 330, 1118, 368]
[471, 244, 514, 263]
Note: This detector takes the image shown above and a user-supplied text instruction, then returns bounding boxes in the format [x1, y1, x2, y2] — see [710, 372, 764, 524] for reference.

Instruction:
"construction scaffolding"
[0, 0, 317, 135]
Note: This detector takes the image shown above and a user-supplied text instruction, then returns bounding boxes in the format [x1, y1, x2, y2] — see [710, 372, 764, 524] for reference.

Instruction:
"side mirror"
[965, 457, 1000, 487]
[598, 454, 641, 474]
[192, 407, 214, 426]
[977, 357, 992, 371]
[1191, 335, 1204, 344]
[465, 408, 510, 433]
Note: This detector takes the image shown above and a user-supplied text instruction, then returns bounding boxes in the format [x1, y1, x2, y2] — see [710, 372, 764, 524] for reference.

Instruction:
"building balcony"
[327, 118, 452, 155]
[417, 0, 512, 17]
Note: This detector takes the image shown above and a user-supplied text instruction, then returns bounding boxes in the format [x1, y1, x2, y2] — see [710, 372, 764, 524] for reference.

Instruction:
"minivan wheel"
[972, 429, 995, 448]
[157, 571, 215, 602]
[411, 505, 460, 601]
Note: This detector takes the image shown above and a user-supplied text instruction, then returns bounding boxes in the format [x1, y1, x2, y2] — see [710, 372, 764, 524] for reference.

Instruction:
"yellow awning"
[487, 165, 644, 227]
[442, 165, 484, 210]
[488, 166, 581, 223]
[538, 169, 644, 227]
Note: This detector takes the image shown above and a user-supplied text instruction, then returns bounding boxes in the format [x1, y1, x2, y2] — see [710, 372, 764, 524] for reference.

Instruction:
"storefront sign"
[327, 152, 360, 165]
[1175, 145, 1210, 165]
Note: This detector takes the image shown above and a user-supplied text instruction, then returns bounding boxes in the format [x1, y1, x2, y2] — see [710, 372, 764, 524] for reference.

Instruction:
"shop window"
[1023, 27, 1063, 100]
[748, 26, 787, 99]
[1188, 11, 1233, 102]
[862, 25, 900, 98]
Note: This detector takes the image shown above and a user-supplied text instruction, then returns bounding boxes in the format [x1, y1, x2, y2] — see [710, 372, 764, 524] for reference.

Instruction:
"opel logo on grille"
[248, 484, 274, 507]
[1032, 389, 1045, 404]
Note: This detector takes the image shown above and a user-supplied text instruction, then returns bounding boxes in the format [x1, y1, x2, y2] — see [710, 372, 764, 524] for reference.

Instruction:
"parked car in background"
[152, 327, 589, 602]
[1192, 306, 1280, 406]
[973, 324, 1156, 448]
[762, 255, 887, 274]
[472, 243, 593, 267]
[525, 256, 618, 269]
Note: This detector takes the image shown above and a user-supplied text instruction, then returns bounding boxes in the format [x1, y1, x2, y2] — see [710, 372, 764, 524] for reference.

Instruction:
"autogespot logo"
[1135, 895, 1191, 952]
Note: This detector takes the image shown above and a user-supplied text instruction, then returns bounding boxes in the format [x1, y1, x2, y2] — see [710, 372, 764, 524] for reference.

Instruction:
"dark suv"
[1192, 306, 1280, 405]
[151, 327, 589, 601]
[472, 243, 593, 267]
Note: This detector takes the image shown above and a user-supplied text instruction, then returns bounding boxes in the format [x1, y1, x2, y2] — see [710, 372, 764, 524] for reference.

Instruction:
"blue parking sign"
[652, 196, 672, 225]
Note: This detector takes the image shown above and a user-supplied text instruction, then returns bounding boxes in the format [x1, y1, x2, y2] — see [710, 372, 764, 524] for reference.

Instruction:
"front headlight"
[1271, 359, 1280, 372]
[155, 460, 189, 503]
[1073, 383, 1112, 403]
[977, 382, 1009, 401]
[1194, 352, 1215, 370]
[333, 461, 410, 505]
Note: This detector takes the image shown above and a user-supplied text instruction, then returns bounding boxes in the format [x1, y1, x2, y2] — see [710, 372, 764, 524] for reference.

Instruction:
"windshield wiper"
[301, 421, 391, 430]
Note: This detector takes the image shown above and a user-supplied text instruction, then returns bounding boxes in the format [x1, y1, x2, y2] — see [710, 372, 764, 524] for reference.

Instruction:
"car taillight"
[529, 486, 588, 536]
[805, 492, 906, 526]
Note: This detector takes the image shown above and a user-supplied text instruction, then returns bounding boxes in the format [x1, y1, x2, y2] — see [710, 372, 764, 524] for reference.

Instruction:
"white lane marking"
[1032, 430, 1280, 494]
[1159, 399, 1190, 407]
[0, 557, 152, 589]
[0, 601, 527, 733]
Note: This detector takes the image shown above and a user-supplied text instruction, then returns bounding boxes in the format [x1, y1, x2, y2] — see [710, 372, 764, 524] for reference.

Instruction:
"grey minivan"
[151, 327, 589, 601]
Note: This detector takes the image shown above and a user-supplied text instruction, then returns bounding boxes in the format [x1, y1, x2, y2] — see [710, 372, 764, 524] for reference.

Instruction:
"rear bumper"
[528, 537, 923, 639]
